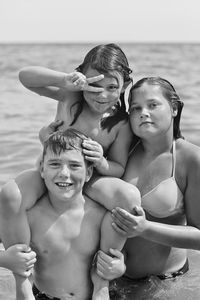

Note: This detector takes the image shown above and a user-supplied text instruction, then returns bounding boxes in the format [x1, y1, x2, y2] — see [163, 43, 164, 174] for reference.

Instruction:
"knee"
[0, 180, 22, 214]
[115, 183, 141, 212]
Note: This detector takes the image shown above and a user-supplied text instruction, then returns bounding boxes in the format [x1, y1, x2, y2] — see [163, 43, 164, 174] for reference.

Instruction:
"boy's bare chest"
[30, 203, 103, 257]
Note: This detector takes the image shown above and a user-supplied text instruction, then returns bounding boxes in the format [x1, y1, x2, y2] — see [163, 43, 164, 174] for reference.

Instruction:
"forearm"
[15, 275, 34, 300]
[95, 158, 125, 177]
[19, 66, 67, 88]
[143, 221, 200, 250]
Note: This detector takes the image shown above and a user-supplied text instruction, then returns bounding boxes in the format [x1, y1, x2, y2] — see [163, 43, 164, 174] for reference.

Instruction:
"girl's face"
[129, 83, 177, 139]
[83, 67, 125, 114]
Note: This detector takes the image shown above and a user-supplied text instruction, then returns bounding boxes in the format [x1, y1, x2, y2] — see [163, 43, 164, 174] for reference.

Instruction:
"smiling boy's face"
[41, 147, 92, 201]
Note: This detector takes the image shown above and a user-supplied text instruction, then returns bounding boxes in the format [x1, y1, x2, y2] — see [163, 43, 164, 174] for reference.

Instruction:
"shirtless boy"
[18, 128, 108, 300]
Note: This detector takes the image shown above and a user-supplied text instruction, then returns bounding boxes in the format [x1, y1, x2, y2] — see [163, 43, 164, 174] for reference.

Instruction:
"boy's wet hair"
[70, 43, 133, 132]
[129, 77, 184, 139]
[42, 128, 92, 165]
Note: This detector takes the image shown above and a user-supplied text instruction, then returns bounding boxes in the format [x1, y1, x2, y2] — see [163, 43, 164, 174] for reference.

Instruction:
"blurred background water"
[0, 43, 200, 299]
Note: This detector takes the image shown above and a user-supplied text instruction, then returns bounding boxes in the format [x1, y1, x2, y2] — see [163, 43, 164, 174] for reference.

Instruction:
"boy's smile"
[41, 148, 91, 203]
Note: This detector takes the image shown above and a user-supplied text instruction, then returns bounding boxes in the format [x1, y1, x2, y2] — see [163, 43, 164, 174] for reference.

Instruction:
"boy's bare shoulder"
[84, 194, 106, 215]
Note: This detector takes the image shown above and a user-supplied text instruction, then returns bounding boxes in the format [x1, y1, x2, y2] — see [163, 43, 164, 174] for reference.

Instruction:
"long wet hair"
[42, 128, 92, 166]
[70, 43, 133, 132]
[128, 77, 184, 139]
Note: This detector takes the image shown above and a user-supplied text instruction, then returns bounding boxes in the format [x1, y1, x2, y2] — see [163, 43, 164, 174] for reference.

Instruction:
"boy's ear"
[40, 160, 44, 179]
[85, 165, 93, 182]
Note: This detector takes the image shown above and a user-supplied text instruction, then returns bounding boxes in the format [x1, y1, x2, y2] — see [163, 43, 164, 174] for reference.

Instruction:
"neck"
[83, 102, 113, 120]
[141, 134, 174, 156]
[48, 192, 85, 214]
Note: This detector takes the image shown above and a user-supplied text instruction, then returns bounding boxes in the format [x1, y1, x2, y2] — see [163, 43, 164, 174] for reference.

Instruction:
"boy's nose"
[60, 165, 70, 177]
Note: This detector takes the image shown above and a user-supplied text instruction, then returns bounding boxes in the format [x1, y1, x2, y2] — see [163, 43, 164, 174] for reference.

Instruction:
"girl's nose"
[140, 108, 150, 118]
[98, 89, 107, 99]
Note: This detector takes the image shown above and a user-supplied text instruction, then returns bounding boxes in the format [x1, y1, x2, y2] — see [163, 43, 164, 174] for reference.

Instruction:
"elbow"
[19, 66, 38, 87]
[19, 67, 31, 87]
[0, 181, 22, 214]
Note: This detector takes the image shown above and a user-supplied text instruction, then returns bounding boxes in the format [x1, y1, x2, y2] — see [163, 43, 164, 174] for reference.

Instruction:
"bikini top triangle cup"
[139, 141, 184, 218]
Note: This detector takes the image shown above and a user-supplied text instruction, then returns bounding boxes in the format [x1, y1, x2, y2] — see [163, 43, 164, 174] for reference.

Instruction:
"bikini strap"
[128, 140, 140, 157]
[172, 140, 176, 177]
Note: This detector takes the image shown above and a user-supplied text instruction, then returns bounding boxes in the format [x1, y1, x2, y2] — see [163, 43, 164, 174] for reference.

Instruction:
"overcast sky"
[0, 0, 199, 43]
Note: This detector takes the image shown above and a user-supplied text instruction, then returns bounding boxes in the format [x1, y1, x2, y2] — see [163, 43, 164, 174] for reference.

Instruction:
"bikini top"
[138, 141, 184, 218]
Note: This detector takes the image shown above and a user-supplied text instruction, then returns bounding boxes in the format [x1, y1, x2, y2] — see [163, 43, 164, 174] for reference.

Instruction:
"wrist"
[94, 157, 107, 172]
[141, 220, 152, 238]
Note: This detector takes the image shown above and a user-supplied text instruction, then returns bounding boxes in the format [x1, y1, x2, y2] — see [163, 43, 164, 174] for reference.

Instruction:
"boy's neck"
[48, 192, 85, 213]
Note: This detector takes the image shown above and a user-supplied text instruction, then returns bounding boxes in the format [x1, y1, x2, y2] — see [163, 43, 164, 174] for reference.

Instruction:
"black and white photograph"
[0, 0, 200, 299]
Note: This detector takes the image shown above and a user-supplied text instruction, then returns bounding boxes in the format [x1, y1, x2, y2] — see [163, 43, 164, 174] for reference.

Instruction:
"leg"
[85, 176, 141, 251]
[0, 169, 45, 300]
[86, 177, 141, 299]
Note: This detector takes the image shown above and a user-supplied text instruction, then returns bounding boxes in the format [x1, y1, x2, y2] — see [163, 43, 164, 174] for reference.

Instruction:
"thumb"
[109, 248, 123, 259]
[134, 206, 144, 216]
[17, 244, 31, 252]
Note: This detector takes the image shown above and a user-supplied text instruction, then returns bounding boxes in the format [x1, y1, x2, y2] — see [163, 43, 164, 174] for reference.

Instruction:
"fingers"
[109, 248, 123, 259]
[13, 244, 30, 252]
[70, 72, 104, 93]
[83, 140, 101, 149]
[82, 140, 103, 162]
[49, 120, 63, 130]
[111, 222, 127, 236]
[112, 207, 133, 220]
[112, 208, 133, 227]
[20, 269, 32, 278]
[98, 250, 113, 264]
[87, 74, 104, 84]
[86, 85, 104, 93]
[25, 255, 37, 267]
[134, 205, 144, 216]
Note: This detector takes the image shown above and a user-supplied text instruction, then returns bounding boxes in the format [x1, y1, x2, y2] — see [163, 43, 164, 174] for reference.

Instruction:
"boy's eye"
[70, 163, 82, 169]
[49, 162, 60, 167]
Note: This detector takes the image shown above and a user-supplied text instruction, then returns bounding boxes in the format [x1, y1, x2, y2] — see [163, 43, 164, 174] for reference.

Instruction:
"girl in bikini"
[97, 77, 200, 299]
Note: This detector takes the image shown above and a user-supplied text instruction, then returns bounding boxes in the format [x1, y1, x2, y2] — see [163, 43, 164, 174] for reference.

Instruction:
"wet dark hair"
[70, 43, 133, 132]
[128, 77, 184, 139]
[42, 128, 92, 165]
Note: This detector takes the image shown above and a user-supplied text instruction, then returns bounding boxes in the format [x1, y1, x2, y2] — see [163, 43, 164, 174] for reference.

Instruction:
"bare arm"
[19, 66, 104, 101]
[112, 143, 200, 250]
[83, 121, 134, 177]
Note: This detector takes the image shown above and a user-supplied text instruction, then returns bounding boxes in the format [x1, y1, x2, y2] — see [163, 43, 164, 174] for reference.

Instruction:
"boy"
[17, 128, 108, 300]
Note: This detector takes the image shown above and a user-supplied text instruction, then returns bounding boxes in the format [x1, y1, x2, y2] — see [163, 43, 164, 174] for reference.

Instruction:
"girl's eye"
[129, 106, 141, 113]
[108, 85, 118, 91]
[149, 102, 158, 109]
